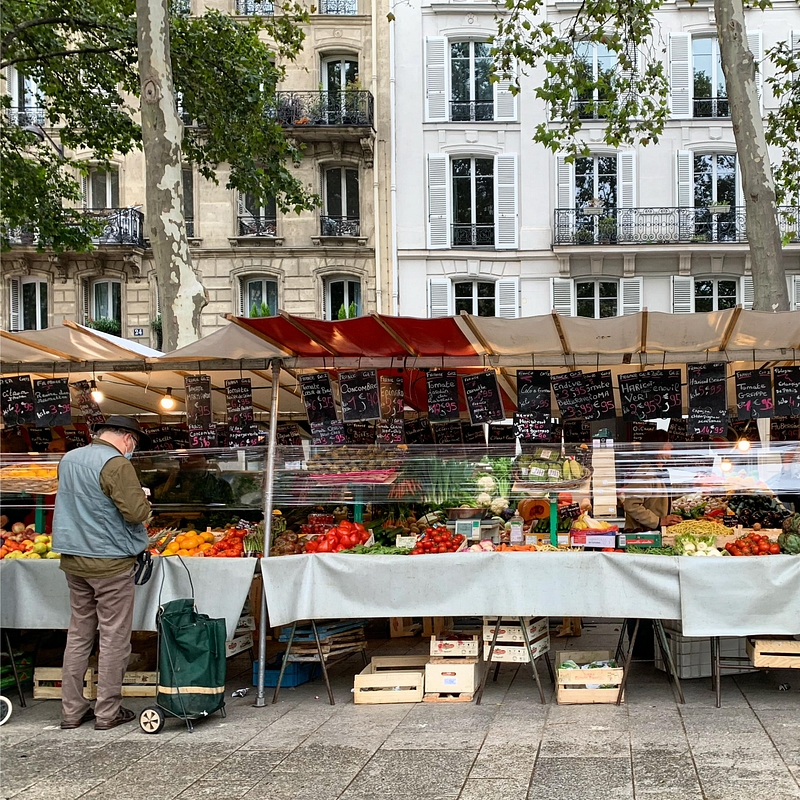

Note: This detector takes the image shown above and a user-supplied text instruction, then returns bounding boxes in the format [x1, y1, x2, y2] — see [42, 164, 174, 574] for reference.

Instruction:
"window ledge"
[188, 237, 203, 247]
[312, 235, 369, 246]
[228, 236, 284, 248]
[430, 1, 500, 11]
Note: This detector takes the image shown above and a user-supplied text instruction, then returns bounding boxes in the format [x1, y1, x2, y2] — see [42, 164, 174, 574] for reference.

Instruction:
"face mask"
[124, 451, 134, 460]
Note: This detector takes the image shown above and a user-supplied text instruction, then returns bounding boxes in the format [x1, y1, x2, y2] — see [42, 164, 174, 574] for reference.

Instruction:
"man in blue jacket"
[52, 416, 151, 730]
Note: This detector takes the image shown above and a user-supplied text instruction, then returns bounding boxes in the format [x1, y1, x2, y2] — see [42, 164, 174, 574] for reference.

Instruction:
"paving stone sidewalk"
[2, 623, 799, 800]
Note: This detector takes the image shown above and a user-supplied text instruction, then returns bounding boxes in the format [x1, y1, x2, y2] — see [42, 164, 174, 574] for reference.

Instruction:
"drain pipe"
[389, 4, 399, 314]
[371, 0, 383, 313]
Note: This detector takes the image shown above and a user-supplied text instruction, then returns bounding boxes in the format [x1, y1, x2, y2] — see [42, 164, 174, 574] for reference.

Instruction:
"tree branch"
[1, 16, 126, 51]
[1, 45, 123, 70]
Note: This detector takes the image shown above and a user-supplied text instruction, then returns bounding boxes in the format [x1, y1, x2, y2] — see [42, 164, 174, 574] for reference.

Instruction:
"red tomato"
[339, 520, 354, 531]
[730, 546, 742, 556]
[354, 522, 366, 531]
[437, 545, 447, 553]
[305, 541, 318, 553]
[769, 543, 781, 554]
[316, 539, 331, 553]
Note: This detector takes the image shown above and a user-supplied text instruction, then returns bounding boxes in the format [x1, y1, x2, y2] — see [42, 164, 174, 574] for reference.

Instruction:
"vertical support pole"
[353, 487, 363, 524]
[255, 358, 282, 709]
[35, 495, 46, 535]
[549, 492, 558, 547]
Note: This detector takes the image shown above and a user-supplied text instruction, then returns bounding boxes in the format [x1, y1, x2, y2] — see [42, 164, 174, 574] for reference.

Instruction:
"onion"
[11, 522, 26, 534]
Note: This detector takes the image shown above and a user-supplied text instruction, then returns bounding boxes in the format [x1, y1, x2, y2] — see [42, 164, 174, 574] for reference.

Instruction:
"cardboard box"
[618, 533, 662, 548]
[430, 633, 480, 657]
[424, 661, 479, 694]
[236, 614, 257, 633]
[483, 633, 550, 663]
[570, 532, 618, 548]
[226, 632, 254, 658]
[482, 617, 548, 643]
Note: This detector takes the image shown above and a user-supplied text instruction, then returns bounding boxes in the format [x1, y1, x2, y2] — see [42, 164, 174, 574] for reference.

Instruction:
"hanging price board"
[461, 420, 486, 445]
[345, 421, 376, 444]
[774, 366, 800, 417]
[688, 408, 727, 437]
[688, 362, 727, 436]
[735, 368, 774, 420]
[276, 422, 303, 446]
[514, 413, 551, 442]
[552, 371, 589, 420]
[516, 370, 551, 418]
[228, 425, 261, 447]
[564, 419, 590, 443]
[1, 375, 36, 426]
[185, 375, 213, 428]
[33, 378, 72, 428]
[27, 428, 53, 451]
[376, 417, 404, 444]
[404, 416, 433, 445]
[225, 378, 254, 427]
[432, 420, 463, 445]
[619, 370, 681, 422]
[380, 374, 405, 419]
[631, 421, 657, 442]
[311, 418, 347, 446]
[300, 372, 337, 424]
[149, 425, 176, 451]
[64, 427, 90, 450]
[584, 370, 616, 421]
[71, 380, 105, 427]
[188, 424, 217, 449]
[668, 417, 687, 442]
[426, 370, 460, 421]
[339, 369, 381, 422]
[650, 369, 683, 419]
[488, 424, 516, 443]
[771, 417, 800, 441]
[462, 371, 504, 424]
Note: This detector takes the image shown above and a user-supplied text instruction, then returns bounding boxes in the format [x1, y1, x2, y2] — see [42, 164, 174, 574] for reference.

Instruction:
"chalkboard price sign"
[64, 427, 90, 450]
[514, 413, 551, 442]
[149, 425, 176, 451]
[33, 377, 72, 428]
[552, 371, 589, 420]
[426, 370, 460, 421]
[771, 417, 800, 441]
[185, 374, 213, 428]
[311, 418, 347, 446]
[584, 370, 616, 421]
[277, 422, 302, 446]
[345, 421, 376, 444]
[668, 417, 687, 442]
[774, 366, 800, 417]
[631, 421, 657, 442]
[228, 425, 261, 448]
[376, 417, 404, 444]
[689, 407, 727, 437]
[619, 370, 681, 422]
[564, 419, 590, 443]
[71, 380, 105, 427]
[339, 369, 381, 422]
[1, 375, 36, 426]
[188, 424, 218, 449]
[433, 420, 463, 445]
[462, 371, 504, 425]
[27, 428, 53, 452]
[488, 424, 516, 443]
[404, 417, 433, 445]
[300, 372, 337, 424]
[650, 369, 683, 419]
[735, 368, 774, 420]
[516, 370, 551, 419]
[380, 374, 405, 419]
[688, 362, 727, 434]
[461, 420, 486, 445]
[225, 378, 255, 427]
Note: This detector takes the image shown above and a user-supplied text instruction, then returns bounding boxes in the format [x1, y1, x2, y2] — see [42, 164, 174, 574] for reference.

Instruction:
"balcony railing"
[236, 0, 274, 13]
[452, 223, 495, 247]
[318, 0, 357, 13]
[570, 99, 613, 120]
[273, 91, 374, 128]
[238, 215, 277, 237]
[554, 206, 800, 246]
[320, 216, 360, 237]
[693, 96, 730, 118]
[450, 100, 494, 122]
[7, 208, 145, 248]
[7, 107, 47, 126]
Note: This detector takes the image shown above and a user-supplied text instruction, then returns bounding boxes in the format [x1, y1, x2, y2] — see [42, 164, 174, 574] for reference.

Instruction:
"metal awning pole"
[255, 357, 281, 708]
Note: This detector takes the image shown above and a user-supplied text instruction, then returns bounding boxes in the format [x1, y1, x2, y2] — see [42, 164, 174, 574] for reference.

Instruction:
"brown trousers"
[62, 569, 135, 724]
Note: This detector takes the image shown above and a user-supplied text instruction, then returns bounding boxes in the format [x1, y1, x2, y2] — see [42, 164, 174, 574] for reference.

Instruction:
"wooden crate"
[422, 617, 454, 637]
[33, 668, 96, 700]
[747, 638, 800, 669]
[390, 617, 420, 638]
[353, 656, 428, 704]
[121, 671, 158, 697]
[555, 649, 623, 705]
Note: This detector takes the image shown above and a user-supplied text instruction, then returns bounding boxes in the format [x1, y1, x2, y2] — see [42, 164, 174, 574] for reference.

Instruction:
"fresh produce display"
[409, 526, 464, 555]
[0, 463, 59, 493]
[671, 493, 728, 520]
[625, 545, 680, 556]
[665, 520, 726, 538]
[724, 531, 782, 557]
[306, 446, 404, 474]
[571, 513, 616, 532]
[341, 544, 412, 555]
[304, 520, 371, 553]
[779, 515, 800, 554]
[727, 494, 791, 529]
[0, 524, 59, 559]
[299, 513, 335, 538]
[516, 452, 587, 485]
[674, 533, 724, 557]
[270, 531, 306, 556]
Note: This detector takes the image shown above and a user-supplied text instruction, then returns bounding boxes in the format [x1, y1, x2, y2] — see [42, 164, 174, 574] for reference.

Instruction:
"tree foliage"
[1, 0, 316, 251]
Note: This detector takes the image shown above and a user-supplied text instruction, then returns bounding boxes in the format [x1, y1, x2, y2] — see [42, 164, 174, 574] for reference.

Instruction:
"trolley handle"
[157, 554, 196, 612]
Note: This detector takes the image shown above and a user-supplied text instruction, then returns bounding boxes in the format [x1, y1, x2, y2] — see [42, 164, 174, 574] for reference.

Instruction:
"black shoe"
[94, 707, 135, 730]
[60, 708, 96, 729]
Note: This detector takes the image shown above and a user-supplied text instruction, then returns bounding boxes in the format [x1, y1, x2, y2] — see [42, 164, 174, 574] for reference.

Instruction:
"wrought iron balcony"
[450, 100, 494, 122]
[320, 216, 360, 237]
[236, 0, 274, 13]
[7, 107, 47, 126]
[238, 215, 277, 237]
[452, 223, 495, 247]
[554, 206, 800, 246]
[693, 96, 730, 118]
[7, 208, 145, 248]
[570, 99, 613, 120]
[318, 0, 357, 13]
[273, 91, 374, 128]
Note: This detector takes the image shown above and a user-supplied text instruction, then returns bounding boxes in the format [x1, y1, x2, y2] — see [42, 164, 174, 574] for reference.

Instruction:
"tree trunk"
[136, 0, 206, 351]
[714, 0, 788, 312]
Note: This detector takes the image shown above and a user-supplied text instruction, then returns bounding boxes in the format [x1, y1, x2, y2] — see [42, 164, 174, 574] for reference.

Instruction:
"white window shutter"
[323, 279, 331, 320]
[493, 63, 517, 122]
[82, 279, 91, 322]
[792, 32, 800, 85]
[618, 151, 636, 208]
[9, 278, 21, 331]
[793, 275, 800, 311]
[494, 153, 518, 250]
[551, 277, 574, 316]
[428, 277, 452, 317]
[556, 155, 574, 209]
[740, 276, 754, 310]
[496, 278, 520, 318]
[81, 174, 89, 210]
[427, 153, 449, 249]
[425, 37, 448, 123]
[620, 277, 643, 315]
[671, 275, 694, 313]
[747, 30, 762, 112]
[669, 33, 692, 118]
[676, 151, 693, 207]
[237, 277, 246, 316]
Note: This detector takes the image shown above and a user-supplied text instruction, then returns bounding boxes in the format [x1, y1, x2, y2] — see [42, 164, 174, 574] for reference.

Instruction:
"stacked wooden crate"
[482, 617, 550, 663]
[424, 632, 481, 702]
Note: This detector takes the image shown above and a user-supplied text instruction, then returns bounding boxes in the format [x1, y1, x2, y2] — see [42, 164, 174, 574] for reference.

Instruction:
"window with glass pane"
[182, 168, 194, 235]
[325, 168, 359, 219]
[576, 280, 618, 318]
[323, 58, 359, 123]
[245, 278, 278, 317]
[89, 170, 119, 209]
[574, 42, 616, 117]
[450, 41, 493, 121]
[454, 281, 496, 316]
[21, 280, 47, 330]
[93, 280, 121, 322]
[692, 37, 728, 117]
[694, 153, 737, 241]
[694, 278, 737, 312]
[327, 278, 361, 319]
[452, 158, 494, 247]
[575, 156, 617, 209]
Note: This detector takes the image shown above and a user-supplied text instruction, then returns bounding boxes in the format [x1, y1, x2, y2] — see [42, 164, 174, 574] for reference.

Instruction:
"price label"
[688, 362, 727, 435]
[277, 422, 302, 446]
[339, 369, 381, 422]
[771, 417, 800, 441]
[379, 374, 405, 419]
[632, 421, 657, 442]
[149, 425, 176, 451]
[225, 378, 255, 427]
[516, 370, 551, 418]
[188, 424, 217, 449]
[583, 370, 616, 421]
[432, 420, 463, 444]
[461, 420, 487, 445]
[71, 380, 104, 426]
[311, 418, 347, 446]
[462, 371, 504, 424]
[513, 413, 551, 442]
[33, 377, 72, 428]
[552, 371, 589, 420]
[1, 375, 36, 426]
[300, 372, 337, 424]
[185, 374, 213, 428]
[345, 421, 376, 444]
[376, 417, 404, 444]
[735, 368, 774, 420]
[774, 366, 800, 418]
[619, 370, 682, 422]
[426, 370, 460, 422]
[560, 502, 582, 520]
[404, 417, 433, 445]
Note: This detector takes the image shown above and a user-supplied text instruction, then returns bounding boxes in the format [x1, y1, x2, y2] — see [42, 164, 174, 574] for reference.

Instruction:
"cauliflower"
[476, 492, 493, 506]
[490, 497, 509, 515]
[476, 475, 496, 491]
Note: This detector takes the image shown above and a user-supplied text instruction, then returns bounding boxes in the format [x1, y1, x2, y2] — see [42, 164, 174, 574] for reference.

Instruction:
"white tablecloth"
[0, 557, 258, 639]
[260, 552, 800, 637]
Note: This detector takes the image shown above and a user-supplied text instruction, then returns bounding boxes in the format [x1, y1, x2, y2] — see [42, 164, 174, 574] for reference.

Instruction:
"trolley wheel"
[139, 707, 165, 734]
[219, 704, 227, 719]
[0, 696, 12, 726]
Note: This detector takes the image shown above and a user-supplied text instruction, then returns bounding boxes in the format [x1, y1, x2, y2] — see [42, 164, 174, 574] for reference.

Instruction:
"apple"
[11, 522, 26, 534]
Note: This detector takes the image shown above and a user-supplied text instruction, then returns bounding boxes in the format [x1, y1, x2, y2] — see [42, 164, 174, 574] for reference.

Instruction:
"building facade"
[1, 0, 393, 347]
[392, 0, 800, 320]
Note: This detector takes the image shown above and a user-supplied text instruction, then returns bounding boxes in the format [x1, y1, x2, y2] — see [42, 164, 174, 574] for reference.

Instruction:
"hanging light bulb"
[720, 458, 733, 473]
[736, 437, 752, 452]
[160, 388, 176, 411]
[90, 379, 103, 403]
